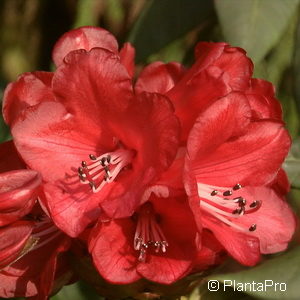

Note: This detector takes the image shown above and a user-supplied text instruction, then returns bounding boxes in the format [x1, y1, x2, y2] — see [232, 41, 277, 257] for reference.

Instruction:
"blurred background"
[0, 0, 300, 299]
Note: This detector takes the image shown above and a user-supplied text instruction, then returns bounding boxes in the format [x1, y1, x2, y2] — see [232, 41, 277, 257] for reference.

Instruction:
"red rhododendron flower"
[89, 195, 204, 284]
[0, 25, 296, 294]
[3, 26, 179, 237]
[183, 95, 295, 265]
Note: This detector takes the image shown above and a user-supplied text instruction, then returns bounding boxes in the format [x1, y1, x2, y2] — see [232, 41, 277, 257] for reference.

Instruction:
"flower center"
[78, 148, 134, 193]
[198, 183, 261, 233]
[134, 203, 168, 262]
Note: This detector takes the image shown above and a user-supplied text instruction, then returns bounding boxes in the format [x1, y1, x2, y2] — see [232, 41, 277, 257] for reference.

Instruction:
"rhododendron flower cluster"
[0, 26, 296, 298]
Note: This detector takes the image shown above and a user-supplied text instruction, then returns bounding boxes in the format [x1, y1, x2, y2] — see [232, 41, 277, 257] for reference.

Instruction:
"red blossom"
[4, 27, 180, 237]
[0, 26, 296, 291]
[89, 195, 200, 284]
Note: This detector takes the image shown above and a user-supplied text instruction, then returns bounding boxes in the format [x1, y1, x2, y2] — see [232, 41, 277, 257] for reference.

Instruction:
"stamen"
[233, 183, 242, 190]
[223, 190, 232, 196]
[134, 203, 168, 262]
[198, 183, 262, 234]
[89, 154, 97, 160]
[78, 148, 134, 193]
[211, 190, 218, 196]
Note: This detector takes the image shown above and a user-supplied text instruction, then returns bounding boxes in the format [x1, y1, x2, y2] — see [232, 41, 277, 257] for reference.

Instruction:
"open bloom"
[184, 94, 295, 265]
[3, 27, 179, 237]
[89, 194, 224, 284]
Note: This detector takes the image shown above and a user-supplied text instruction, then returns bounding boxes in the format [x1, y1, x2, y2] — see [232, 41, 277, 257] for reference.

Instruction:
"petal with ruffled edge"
[167, 66, 231, 142]
[194, 42, 253, 91]
[52, 26, 118, 67]
[0, 170, 41, 226]
[246, 79, 282, 120]
[2, 71, 54, 126]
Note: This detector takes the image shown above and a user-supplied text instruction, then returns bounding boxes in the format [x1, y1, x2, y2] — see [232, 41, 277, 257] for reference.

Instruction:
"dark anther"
[107, 155, 111, 163]
[79, 174, 86, 182]
[100, 157, 107, 166]
[250, 200, 260, 208]
[223, 190, 232, 196]
[78, 167, 84, 174]
[238, 199, 246, 207]
[232, 209, 239, 214]
[89, 154, 97, 160]
[249, 224, 257, 231]
[81, 161, 87, 167]
[211, 190, 218, 196]
[233, 183, 242, 190]
[234, 197, 246, 206]
[238, 207, 245, 215]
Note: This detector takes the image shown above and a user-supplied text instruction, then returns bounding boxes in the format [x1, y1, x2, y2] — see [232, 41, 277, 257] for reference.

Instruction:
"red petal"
[43, 182, 101, 237]
[52, 47, 133, 125]
[211, 45, 253, 91]
[194, 42, 227, 69]
[246, 79, 282, 120]
[167, 66, 231, 142]
[184, 92, 251, 196]
[0, 141, 25, 172]
[12, 101, 107, 182]
[0, 221, 34, 269]
[0, 170, 41, 226]
[195, 42, 253, 90]
[90, 219, 141, 284]
[188, 121, 291, 187]
[203, 216, 261, 266]
[119, 42, 136, 77]
[52, 26, 118, 67]
[2, 71, 54, 126]
[232, 186, 296, 254]
[135, 61, 185, 95]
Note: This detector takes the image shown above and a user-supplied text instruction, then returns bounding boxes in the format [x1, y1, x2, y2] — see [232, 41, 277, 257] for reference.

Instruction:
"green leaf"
[284, 138, 300, 189]
[51, 281, 101, 300]
[208, 247, 300, 299]
[128, 0, 214, 63]
[215, 0, 300, 63]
